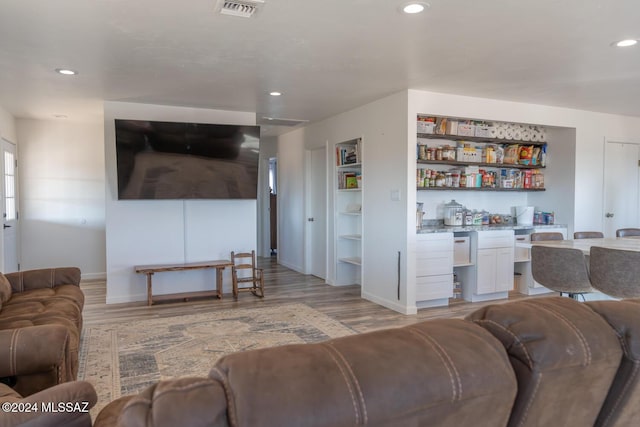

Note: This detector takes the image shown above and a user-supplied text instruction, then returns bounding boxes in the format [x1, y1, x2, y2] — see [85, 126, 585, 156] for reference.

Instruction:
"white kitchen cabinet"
[459, 230, 514, 302]
[415, 233, 453, 308]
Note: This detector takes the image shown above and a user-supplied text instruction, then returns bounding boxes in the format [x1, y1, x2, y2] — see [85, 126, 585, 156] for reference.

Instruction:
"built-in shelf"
[335, 138, 363, 286]
[453, 262, 474, 267]
[417, 187, 545, 192]
[417, 159, 544, 170]
[339, 234, 362, 240]
[338, 257, 362, 266]
[337, 162, 362, 168]
[417, 133, 547, 146]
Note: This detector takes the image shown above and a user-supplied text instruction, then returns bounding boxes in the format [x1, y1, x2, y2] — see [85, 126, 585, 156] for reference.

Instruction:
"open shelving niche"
[334, 137, 362, 285]
[416, 122, 547, 193]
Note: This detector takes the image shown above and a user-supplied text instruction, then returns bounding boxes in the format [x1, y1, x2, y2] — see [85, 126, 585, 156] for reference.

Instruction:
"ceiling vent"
[216, 0, 265, 18]
[259, 116, 309, 127]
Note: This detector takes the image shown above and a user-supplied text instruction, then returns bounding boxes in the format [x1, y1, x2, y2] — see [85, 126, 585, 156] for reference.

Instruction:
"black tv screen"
[114, 119, 260, 200]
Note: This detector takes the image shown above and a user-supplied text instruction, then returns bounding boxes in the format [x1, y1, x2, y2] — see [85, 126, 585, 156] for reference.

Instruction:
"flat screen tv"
[114, 119, 260, 200]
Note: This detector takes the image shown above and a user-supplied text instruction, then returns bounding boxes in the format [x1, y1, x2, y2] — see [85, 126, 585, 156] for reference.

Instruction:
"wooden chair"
[231, 250, 264, 299]
[589, 246, 640, 298]
[530, 232, 564, 241]
[531, 246, 593, 300]
[574, 231, 604, 239]
[616, 228, 640, 238]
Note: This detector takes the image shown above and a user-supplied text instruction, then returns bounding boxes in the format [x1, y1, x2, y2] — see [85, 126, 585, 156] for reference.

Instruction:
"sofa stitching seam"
[408, 328, 460, 402]
[10, 329, 19, 375]
[529, 303, 591, 365]
[473, 319, 534, 369]
[601, 362, 639, 427]
[321, 343, 361, 425]
[327, 342, 368, 424]
[210, 367, 237, 427]
[518, 372, 542, 427]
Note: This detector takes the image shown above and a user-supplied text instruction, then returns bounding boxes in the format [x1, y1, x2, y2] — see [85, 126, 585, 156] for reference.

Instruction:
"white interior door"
[603, 141, 640, 237]
[305, 147, 327, 279]
[2, 139, 18, 272]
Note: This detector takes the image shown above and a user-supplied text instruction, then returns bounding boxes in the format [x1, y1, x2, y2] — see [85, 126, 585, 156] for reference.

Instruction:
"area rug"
[78, 303, 355, 415]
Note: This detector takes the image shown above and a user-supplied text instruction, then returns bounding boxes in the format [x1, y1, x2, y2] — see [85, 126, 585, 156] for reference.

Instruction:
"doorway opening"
[269, 157, 277, 256]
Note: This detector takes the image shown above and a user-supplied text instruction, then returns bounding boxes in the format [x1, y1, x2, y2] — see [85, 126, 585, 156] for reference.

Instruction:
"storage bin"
[453, 236, 470, 265]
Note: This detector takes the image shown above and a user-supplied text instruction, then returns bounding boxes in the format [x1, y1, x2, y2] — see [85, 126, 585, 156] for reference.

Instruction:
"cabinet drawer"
[514, 234, 530, 262]
[453, 236, 470, 265]
[416, 274, 453, 301]
[416, 233, 453, 254]
[477, 230, 514, 249]
[417, 252, 453, 276]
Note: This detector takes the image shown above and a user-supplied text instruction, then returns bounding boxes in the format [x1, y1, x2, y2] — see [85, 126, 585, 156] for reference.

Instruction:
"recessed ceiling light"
[269, 91, 282, 96]
[54, 114, 68, 119]
[402, 2, 429, 14]
[55, 68, 78, 75]
[613, 39, 638, 47]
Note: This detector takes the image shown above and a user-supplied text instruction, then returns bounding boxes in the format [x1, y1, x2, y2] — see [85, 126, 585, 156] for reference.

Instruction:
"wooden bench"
[134, 260, 233, 306]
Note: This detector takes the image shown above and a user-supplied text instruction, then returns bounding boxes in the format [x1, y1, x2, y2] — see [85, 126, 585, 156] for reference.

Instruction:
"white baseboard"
[277, 259, 304, 274]
[81, 272, 106, 281]
[105, 293, 147, 305]
[361, 291, 417, 315]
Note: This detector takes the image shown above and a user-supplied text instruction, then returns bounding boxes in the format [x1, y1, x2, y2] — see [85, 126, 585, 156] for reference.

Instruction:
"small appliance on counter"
[444, 200, 464, 226]
[416, 202, 425, 230]
[512, 206, 534, 225]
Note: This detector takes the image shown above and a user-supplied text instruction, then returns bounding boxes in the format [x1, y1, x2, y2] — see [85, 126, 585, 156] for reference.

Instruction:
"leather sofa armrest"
[94, 377, 228, 427]
[0, 381, 96, 427]
[5, 267, 81, 293]
[0, 325, 69, 379]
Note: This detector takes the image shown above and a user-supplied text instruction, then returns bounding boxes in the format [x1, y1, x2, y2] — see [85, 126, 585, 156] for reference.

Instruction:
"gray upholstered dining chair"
[574, 231, 604, 239]
[589, 246, 640, 298]
[530, 232, 564, 241]
[616, 228, 640, 237]
[531, 246, 593, 300]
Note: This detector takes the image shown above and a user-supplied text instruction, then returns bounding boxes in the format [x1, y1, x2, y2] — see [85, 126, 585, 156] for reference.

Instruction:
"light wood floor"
[82, 256, 545, 333]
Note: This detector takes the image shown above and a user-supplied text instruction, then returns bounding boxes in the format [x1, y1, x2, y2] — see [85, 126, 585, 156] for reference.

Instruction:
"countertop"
[417, 223, 567, 234]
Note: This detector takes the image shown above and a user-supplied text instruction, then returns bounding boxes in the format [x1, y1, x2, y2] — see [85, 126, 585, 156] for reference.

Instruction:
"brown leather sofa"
[0, 267, 84, 396]
[0, 380, 97, 427]
[94, 297, 639, 427]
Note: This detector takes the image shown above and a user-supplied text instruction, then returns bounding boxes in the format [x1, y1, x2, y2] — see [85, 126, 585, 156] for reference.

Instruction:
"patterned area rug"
[78, 303, 355, 415]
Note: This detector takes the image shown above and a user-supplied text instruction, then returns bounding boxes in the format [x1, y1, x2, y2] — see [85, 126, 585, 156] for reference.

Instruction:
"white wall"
[16, 119, 106, 278]
[276, 129, 306, 272]
[104, 102, 257, 303]
[276, 92, 410, 312]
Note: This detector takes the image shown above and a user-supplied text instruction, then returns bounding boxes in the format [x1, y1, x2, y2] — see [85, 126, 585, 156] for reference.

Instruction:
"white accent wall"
[16, 119, 106, 278]
[104, 102, 257, 304]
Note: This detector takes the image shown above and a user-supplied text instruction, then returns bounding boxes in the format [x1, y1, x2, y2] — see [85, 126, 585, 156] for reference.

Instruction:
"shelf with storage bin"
[417, 159, 545, 170]
[417, 133, 547, 147]
[335, 138, 363, 286]
[417, 187, 545, 192]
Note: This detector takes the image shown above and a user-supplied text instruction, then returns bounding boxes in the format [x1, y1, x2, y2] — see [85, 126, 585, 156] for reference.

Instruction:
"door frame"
[1, 138, 19, 272]
[602, 137, 640, 236]
[304, 146, 328, 279]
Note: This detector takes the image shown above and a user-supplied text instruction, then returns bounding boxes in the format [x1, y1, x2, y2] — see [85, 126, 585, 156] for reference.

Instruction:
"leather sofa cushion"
[0, 273, 11, 306]
[6, 267, 81, 293]
[1, 297, 83, 331]
[211, 318, 517, 427]
[467, 297, 623, 427]
[587, 299, 640, 427]
[4, 284, 84, 309]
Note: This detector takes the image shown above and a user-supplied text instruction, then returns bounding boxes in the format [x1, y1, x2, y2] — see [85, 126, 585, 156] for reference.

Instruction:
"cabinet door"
[495, 247, 515, 292]
[476, 249, 497, 294]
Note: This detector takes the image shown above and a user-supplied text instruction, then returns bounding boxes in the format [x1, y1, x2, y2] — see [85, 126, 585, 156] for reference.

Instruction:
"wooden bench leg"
[146, 272, 154, 306]
[216, 267, 224, 299]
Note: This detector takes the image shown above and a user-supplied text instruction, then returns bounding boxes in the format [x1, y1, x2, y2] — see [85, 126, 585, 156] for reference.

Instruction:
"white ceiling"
[1, 0, 639, 135]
